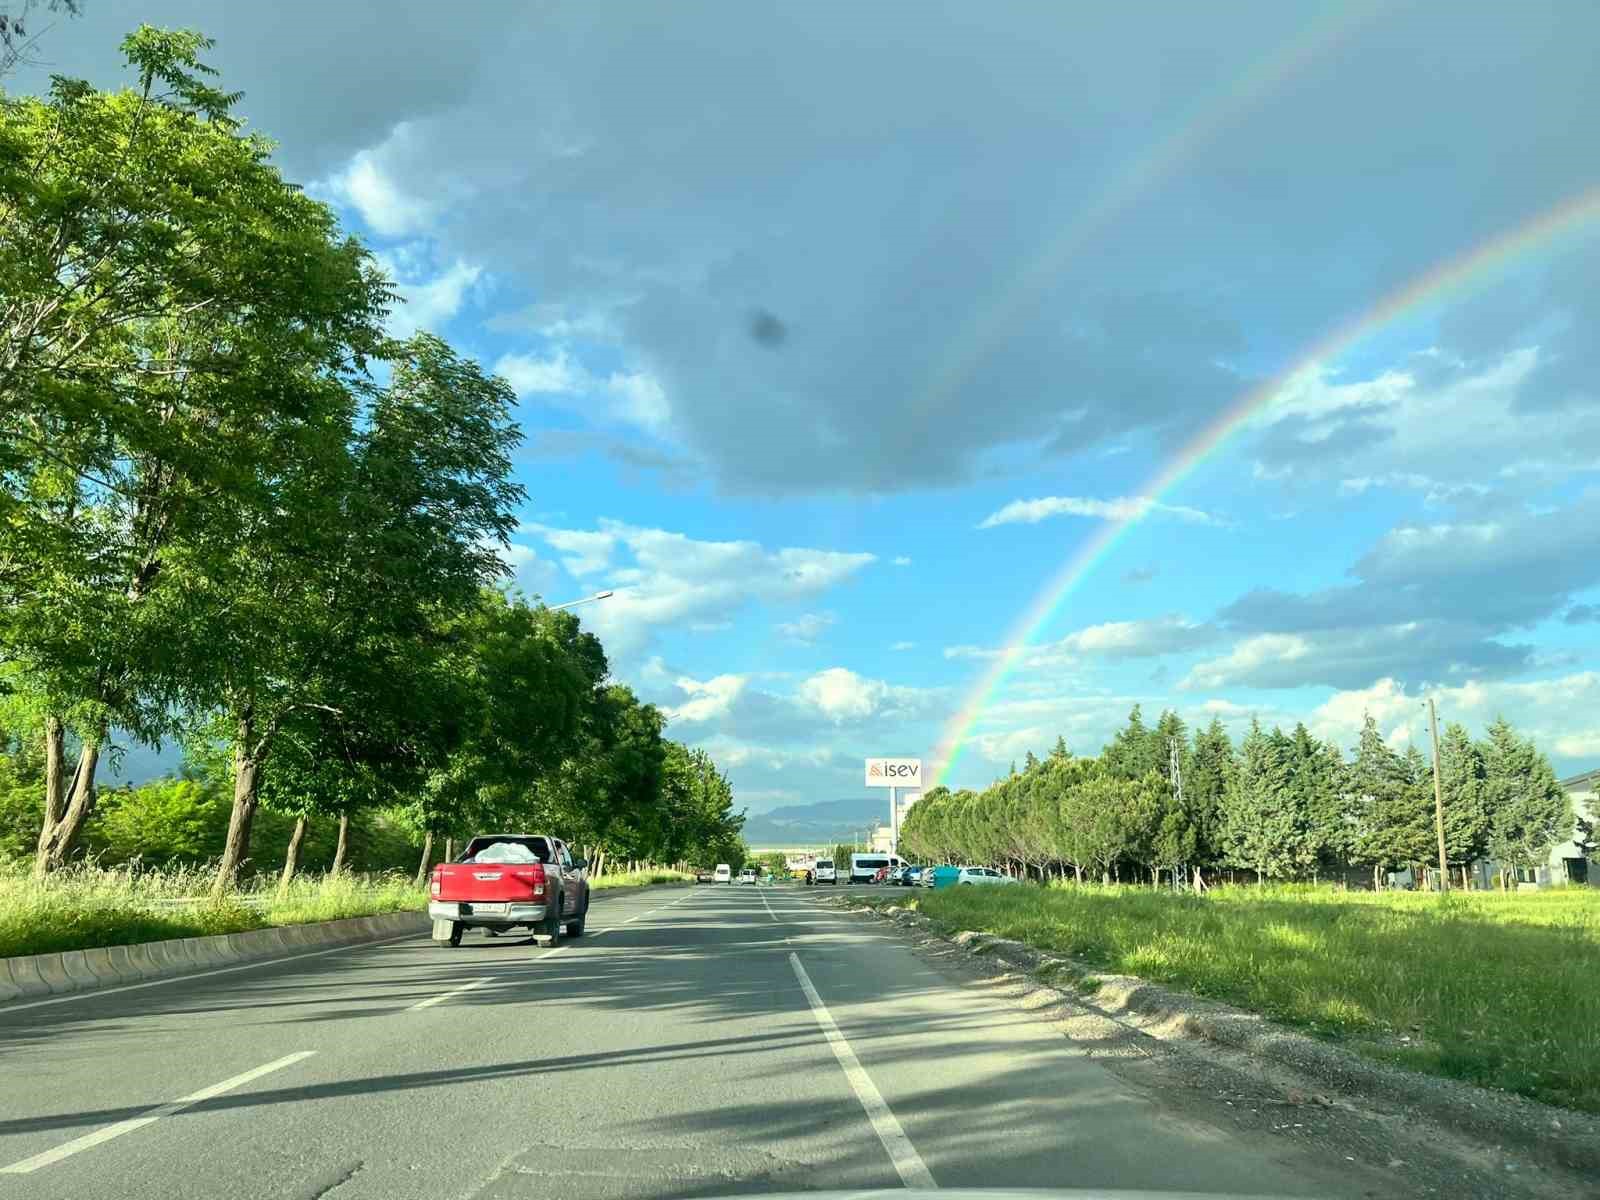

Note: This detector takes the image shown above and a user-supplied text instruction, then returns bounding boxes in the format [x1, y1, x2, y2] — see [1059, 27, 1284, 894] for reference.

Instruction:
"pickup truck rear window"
[460, 837, 553, 864]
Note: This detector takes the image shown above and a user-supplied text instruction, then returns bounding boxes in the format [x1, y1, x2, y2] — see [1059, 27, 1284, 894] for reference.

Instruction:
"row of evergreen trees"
[901, 707, 1582, 887]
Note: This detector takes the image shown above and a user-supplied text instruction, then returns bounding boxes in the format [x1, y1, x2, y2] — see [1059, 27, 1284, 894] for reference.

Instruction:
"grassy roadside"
[840, 883, 1600, 1115]
[0, 863, 424, 959]
[590, 868, 693, 890]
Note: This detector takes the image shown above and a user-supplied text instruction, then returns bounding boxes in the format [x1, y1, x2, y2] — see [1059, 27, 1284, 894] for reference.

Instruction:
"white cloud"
[892, 556, 913, 566]
[523, 520, 875, 658]
[1180, 633, 1311, 690]
[493, 350, 672, 433]
[890, 641, 916, 651]
[318, 125, 438, 237]
[797, 667, 929, 724]
[665, 674, 748, 723]
[1251, 348, 1600, 488]
[978, 495, 1218, 530]
[525, 525, 616, 578]
[376, 253, 482, 338]
[947, 615, 1214, 669]
[497, 540, 559, 596]
[495, 349, 589, 396]
[776, 612, 836, 643]
[1308, 673, 1600, 763]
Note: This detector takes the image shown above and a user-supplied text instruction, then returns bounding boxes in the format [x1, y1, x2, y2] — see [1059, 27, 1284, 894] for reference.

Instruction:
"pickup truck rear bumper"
[429, 900, 549, 925]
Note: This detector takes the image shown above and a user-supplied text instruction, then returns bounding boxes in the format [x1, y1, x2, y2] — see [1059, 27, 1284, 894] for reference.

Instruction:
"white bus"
[849, 852, 904, 884]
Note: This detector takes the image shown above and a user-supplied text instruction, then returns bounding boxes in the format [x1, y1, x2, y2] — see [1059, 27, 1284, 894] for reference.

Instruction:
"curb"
[0, 910, 429, 1007]
[829, 896, 1600, 1177]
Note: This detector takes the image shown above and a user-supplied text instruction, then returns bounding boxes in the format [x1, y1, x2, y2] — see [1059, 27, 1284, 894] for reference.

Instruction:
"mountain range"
[741, 796, 892, 848]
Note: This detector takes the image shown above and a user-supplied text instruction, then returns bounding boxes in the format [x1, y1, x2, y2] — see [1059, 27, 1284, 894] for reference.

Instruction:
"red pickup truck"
[428, 834, 590, 947]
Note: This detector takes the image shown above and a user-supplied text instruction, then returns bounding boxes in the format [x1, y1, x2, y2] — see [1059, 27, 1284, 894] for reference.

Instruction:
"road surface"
[0, 884, 1399, 1199]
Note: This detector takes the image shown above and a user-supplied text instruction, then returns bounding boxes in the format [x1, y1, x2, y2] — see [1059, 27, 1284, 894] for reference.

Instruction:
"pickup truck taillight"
[430, 866, 442, 897]
[510, 864, 547, 897]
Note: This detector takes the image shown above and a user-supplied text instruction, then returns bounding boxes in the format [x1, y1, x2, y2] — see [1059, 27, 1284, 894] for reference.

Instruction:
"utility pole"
[1168, 737, 1185, 891]
[1427, 698, 1449, 892]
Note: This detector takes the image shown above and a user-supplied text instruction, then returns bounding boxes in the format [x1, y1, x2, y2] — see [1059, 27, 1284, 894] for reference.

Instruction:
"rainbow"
[931, 181, 1600, 787]
[916, 3, 1378, 427]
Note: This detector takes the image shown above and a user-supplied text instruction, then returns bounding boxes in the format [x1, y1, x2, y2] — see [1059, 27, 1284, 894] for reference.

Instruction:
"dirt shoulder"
[812, 892, 1598, 1200]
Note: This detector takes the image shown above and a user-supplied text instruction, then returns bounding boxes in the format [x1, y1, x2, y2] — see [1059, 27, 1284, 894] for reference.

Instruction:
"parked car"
[714, 863, 732, 884]
[429, 834, 589, 947]
[814, 858, 838, 884]
[694, 869, 716, 884]
[920, 865, 941, 887]
[955, 866, 1017, 886]
[739, 867, 759, 885]
[900, 865, 925, 885]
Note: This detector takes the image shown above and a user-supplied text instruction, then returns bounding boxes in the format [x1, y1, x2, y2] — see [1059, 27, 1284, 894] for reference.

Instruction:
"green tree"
[2, 27, 388, 874]
[1480, 717, 1571, 883]
[1217, 720, 1299, 882]
[1435, 721, 1489, 886]
[1346, 716, 1430, 885]
[196, 334, 521, 893]
[1103, 704, 1162, 780]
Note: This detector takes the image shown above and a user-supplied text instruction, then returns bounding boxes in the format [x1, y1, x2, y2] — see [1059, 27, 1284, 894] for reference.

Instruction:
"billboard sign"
[865, 758, 923, 788]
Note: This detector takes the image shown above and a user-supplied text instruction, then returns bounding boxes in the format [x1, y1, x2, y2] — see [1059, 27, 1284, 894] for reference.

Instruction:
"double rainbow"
[931, 182, 1600, 787]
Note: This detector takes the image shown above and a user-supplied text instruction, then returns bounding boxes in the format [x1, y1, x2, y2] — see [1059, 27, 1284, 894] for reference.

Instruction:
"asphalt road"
[0, 884, 1399, 1199]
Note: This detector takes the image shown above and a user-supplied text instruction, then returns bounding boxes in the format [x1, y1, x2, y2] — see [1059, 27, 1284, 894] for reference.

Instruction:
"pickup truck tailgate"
[432, 863, 548, 902]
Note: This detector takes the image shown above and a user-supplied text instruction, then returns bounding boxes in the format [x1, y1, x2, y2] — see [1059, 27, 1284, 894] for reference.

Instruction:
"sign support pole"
[890, 786, 899, 858]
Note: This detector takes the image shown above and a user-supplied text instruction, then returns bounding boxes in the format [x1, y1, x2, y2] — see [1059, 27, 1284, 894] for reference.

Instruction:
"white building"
[1550, 767, 1597, 886]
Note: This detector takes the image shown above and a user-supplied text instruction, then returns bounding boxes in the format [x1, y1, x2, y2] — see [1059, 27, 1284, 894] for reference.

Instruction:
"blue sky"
[33, 1, 1600, 808]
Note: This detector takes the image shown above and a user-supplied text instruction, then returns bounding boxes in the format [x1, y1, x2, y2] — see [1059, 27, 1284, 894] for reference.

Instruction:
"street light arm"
[547, 589, 615, 612]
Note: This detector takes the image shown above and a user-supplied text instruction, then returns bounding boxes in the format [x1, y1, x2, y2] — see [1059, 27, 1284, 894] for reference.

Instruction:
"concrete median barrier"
[1, 910, 427, 1005]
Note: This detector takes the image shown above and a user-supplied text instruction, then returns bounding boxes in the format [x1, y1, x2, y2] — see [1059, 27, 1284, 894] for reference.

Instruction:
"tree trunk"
[414, 831, 434, 887]
[444, 837, 455, 863]
[34, 735, 100, 877]
[278, 816, 309, 897]
[213, 713, 262, 897]
[36, 715, 67, 854]
[330, 811, 351, 876]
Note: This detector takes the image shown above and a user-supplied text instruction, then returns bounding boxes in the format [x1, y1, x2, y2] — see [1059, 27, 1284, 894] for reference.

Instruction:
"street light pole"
[1427, 698, 1449, 892]
[548, 590, 614, 612]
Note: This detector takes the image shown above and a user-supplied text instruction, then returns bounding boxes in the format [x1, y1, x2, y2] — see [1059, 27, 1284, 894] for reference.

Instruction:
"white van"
[849, 853, 904, 884]
[813, 858, 837, 884]
[714, 863, 732, 884]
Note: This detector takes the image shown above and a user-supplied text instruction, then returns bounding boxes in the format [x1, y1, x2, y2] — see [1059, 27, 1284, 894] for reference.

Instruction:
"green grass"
[864, 882, 1600, 1114]
[0, 862, 424, 959]
[590, 868, 693, 890]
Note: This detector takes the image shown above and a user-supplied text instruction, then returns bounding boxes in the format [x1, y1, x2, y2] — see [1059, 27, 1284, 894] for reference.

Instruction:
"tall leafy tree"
[2, 28, 389, 873]
[194, 334, 521, 892]
[1480, 717, 1571, 882]
[1436, 721, 1489, 885]
[1217, 719, 1299, 882]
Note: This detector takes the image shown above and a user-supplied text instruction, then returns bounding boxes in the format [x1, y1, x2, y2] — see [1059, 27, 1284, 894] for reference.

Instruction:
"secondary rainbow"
[915, 3, 1377, 427]
[931, 182, 1600, 787]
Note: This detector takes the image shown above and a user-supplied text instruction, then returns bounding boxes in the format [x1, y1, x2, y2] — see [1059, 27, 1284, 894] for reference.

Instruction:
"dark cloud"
[28, 3, 1600, 495]
[1201, 492, 1600, 688]
[747, 308, 787, 348]
[1564, 603, 1600, 625]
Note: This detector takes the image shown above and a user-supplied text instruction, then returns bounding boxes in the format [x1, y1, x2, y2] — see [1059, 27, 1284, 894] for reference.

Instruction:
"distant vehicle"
[920, 866, 939, 887]
[849, 852, 904, 884]
[739, 867, 758, 885]
[694, 869, 716, 884]
[714, 863, 732, 884]
[893, 865, 925, 886]
[814, 859, 837, 884]
[956, 866, 1017, 886]
[429, 834, 589, 947]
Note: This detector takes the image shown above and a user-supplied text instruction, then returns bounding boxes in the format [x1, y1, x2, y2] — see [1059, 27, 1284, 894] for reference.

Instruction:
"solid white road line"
[0, 932, 423, 1015]
[406, 976, 493, 1011]
[788, 952, 936, 1190]
[0, 1051, 318, 1174]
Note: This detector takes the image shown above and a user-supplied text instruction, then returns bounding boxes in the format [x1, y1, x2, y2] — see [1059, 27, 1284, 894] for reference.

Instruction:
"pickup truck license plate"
[468, 902, 508, 915]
